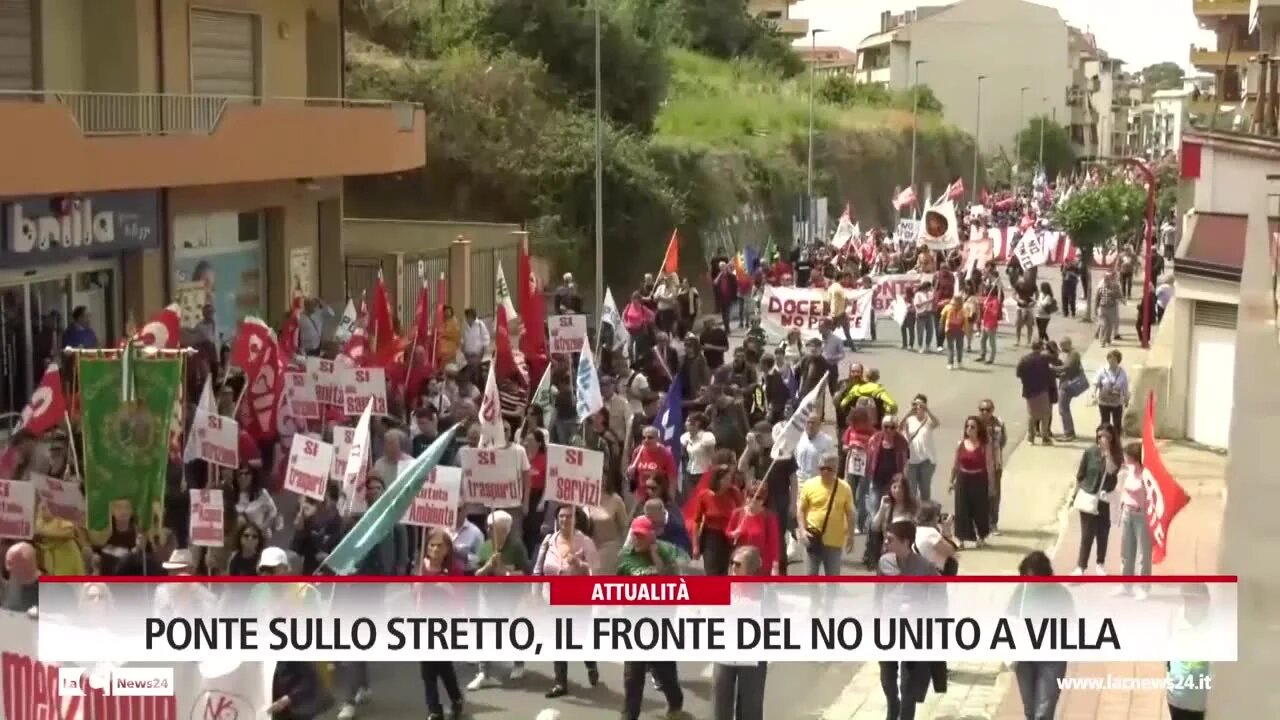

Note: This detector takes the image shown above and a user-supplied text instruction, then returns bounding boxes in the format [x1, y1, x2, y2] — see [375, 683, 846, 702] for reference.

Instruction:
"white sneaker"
[353, 688, 372, 706]
[337, 705, 356, 720]
[1133, 588, 1149, 601]
[701, 663, 716, 679]
[1069, 567, 1084, 576]
[1095, 566, 1108, 576]
[946, 364, 954, 370]
[1110, 586, 1130, 597]
[466, 673, 496, 691]
[509, 665, 525, 681]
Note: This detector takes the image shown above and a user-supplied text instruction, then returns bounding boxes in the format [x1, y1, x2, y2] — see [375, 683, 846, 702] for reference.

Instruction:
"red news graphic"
[0, 660, 177, 720]
[548, 577, 732, 606]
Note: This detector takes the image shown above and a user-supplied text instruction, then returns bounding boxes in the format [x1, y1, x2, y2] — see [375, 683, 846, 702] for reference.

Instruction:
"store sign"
[0, 191, 160, 267]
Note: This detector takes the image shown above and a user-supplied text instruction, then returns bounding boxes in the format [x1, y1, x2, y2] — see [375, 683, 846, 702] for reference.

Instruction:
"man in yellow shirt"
[795, 453, 856, 576]
[826, 272, 857, 350]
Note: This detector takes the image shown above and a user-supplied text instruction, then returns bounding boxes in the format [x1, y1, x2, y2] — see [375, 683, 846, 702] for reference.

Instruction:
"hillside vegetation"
[343, 0, 979, 291]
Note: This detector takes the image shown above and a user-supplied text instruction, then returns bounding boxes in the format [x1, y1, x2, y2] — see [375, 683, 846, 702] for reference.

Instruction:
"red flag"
[494, 303, 524, 385]
[946, 177, 966, 201]
[339, 327, 369, 368]
[428, 274, 447, 369]
[14, 363, 66, 436]
[517, 236, 548, 381]
[230, 318, 284, 441]
[278, 292, 304, 360]
[369, 271, 400, 367]
[892, 187, 917, 211]
[133, 304, 182, 349]
[660, 230, 679, 275]
[1142, 393, 1191, 564]
[406, 279, 433, 400]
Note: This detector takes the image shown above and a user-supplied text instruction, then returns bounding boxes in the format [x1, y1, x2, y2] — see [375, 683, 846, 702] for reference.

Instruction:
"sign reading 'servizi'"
[1, 191, 161, 267]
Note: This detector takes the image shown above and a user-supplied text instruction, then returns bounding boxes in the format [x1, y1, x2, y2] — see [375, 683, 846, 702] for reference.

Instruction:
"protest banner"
[460, 447, 523, 508]
[759, 285, 875, 342]
[306, 356, 343, 407]
[191, 409, 239, 469]
[30, 473, 85, 526]
[545, 445, 604, 507]
[340, 402, 373, 515]
[548, 314, 588, 354]
[0, 479, 34, 539]
[1016, 231, 1046, 270]
[330, 425, 362, 480]
[284, 371, 320, 420]
[403, 466, 463, 527]
[0, 609, 274, 720]
[189, 489, 224, 547]
[340, 366, 388, 416]
[895, 218, 918, 242]
[284, 435, 335, 501]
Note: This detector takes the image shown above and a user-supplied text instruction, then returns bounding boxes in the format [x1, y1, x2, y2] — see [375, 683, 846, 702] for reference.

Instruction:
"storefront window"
[172, 210, 265, 349]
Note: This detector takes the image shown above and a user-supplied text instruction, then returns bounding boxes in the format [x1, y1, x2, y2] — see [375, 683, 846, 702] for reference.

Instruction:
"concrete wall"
[1160, 274, 1241, 438]
[1190, 142, 1280, 214]
[906, 0, 1069, 155]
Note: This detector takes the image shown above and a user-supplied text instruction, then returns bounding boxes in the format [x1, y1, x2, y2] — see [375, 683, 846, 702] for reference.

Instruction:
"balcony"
[854, 67, 892, 87]
[0, 91, 426, 197]
[771, 17, 809, 36]
[1193, 0, 1250, 16]
[1190, 45, 1256, 68]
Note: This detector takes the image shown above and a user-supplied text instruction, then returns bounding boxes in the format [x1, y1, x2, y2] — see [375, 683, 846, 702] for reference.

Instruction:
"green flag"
[530, 364, 554, 420]
[323, 423, 460, 575]
[79, 352, 183, 545]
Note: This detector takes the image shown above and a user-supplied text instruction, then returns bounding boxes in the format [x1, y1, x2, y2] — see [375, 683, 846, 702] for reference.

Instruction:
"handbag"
[1072, 487, 1100, 515]
[804, 481, 840, 553]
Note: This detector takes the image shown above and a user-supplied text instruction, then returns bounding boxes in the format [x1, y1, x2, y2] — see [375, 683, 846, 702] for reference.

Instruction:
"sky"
[791, 0, 1216, 74]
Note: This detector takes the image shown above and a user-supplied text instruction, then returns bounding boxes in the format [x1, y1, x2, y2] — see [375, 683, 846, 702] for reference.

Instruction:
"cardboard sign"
[189, 489, 224, 548]
[329, 426, 364, 480]
[895, 218, 918, 242]
[284, 371, 320, 420]
[31, 472, 85, 526]
[545, 444, 604, 507]
[548, 314, 588, 354]
[460, 447, 523, 508]
[340, 366, 388, 416]
[340, 404, 373, 515]
[284, 435, 335, 501]
[306, 356, 343, 407]
[0, 479, 34, 539]
[759, 285, 875, 342]
[191, 408, 240, 469]
[403, 466, 463, 527]
[1016, 232, 1046, 270]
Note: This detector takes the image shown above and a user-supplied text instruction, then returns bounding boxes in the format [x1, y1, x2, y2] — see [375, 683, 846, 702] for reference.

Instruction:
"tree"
[1015, 116, 1074, 178]
[1141, 61, 1185, 98]
[817, 75, 943, 113]
[1055, 185, 1119, 321]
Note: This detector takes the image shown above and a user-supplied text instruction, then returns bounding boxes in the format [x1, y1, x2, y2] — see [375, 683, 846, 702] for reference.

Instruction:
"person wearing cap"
[251, 547, 322, 615]
[618, 516, 691, 720]
[796, 453, 855, 576]
[153, 549, 216, 619]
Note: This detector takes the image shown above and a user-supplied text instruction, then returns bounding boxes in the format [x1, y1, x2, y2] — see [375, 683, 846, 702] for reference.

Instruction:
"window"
[171, 210, 265, 343]
[0, 0, 34, 92]
[190, 9, 261, 96]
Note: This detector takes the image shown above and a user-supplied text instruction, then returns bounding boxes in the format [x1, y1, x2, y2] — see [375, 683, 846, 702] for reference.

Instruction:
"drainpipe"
[1271, 58, 1280, 135]
[1255, 54, 1269, 134]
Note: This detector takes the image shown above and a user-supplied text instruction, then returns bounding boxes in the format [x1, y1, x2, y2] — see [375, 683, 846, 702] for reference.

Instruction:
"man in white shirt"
[461, 308, 490, 362]
[300, 298, 334, 355]
[794, 414, 836, 480]
[902, 393, 940, 502]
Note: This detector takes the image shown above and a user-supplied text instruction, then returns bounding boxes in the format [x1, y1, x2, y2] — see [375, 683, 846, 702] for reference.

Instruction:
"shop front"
[0, 191, 160, 421]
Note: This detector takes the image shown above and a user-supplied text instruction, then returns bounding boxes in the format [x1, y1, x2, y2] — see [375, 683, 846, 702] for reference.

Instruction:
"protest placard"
[759, 285, 875, 342]
[0, 479, 34, 539]
[460, 447, 523, 508]
[307, 356, 343, 407]
[30, 472, 85, 526]
[285, 435, 335, 501]
[1016, 231, 1046, 270]
[548, 314, 588, 354]
[340, 366, 388, 416]
[545, 444, 604, 507]
[189, 489, 224, 547]
[191, 408, 239, 469]
[403, 466, 463, 527]
[285, 371, 320, 420]
[330, 425, 362, 480]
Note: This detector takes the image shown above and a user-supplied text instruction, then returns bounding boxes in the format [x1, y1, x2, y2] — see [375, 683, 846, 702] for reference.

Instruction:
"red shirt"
[529, 451, 547, 492]
[630, 444, 677, 500]
[729, 507, 780, 575]
[981, 296, 1001, 330]
[692, 485, 745, 537]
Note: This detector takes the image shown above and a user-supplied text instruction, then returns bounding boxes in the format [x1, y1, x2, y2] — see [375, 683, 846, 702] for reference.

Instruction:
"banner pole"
[63, 412, 84, 485]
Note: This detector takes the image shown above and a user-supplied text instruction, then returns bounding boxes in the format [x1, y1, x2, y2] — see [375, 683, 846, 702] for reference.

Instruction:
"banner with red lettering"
[460, 447, 523, 508]
[284, 372, 320, 420]
[31, 473, 84, 526]
[190, 410, 239, 470]
[1142, 393, 1190, 564]
[0, 479, 34, 539]
[403, 466, 462, 527]
[306, 357, 342, 407]
[284, 435, 335, 502]
[548, 315, 588, 354]
[545, 445, 603, 508]
[759, 285, 875, 342]
[13, 364, 66, 437]
[329, 426, 361, 482]
[0, 609, 273, 720]
[188, 489, 224, 548]
[340, 367, 387, 417]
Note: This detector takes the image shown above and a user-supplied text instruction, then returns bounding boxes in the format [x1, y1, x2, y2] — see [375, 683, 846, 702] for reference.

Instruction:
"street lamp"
[593, 0, 603, 315]
[972, 75, 987, 204]
[1038, 96, 1049, 172]
[909, 59, 928, 198]
[806, 28, 827, 245]
[1018, 86, 1029, 172]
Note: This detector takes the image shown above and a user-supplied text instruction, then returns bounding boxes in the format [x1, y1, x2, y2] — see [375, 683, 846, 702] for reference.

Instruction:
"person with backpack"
[838, 363, 897, 427]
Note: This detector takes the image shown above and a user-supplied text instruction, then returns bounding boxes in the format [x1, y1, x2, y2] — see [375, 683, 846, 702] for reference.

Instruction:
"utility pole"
[805, 28, 827, 245]
[1038, 96, 1049, 172]
[973, 75, 986, 204]
[1018, 86, 1029, 173]
[593, 0, 603, 314]
[909, 59, 928, 196]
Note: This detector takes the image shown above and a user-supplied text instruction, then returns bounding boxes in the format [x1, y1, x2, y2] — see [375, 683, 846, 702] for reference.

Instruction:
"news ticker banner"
[35, 577, 1237, 664]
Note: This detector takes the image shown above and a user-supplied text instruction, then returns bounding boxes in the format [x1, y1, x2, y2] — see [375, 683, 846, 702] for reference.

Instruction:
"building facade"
[1191, 0, 1253, 108]
[0, 0, 425, 419]
[747, 0, 807, 38]
[795, 45, 858, 76]
[853, 0, 1070, 155]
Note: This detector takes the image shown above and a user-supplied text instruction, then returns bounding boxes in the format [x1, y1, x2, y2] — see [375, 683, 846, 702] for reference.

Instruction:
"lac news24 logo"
[58, 667, 175, 697]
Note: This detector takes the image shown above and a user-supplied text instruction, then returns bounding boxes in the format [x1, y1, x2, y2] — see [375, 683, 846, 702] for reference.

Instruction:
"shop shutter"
[0, 0, 33, 92]
[1193, 301, 1238, 330]
[190, 9, 258, 96]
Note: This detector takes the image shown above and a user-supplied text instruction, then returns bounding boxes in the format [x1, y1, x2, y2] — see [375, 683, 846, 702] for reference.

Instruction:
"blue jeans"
[1119, 505, 1152, 589]
[979, 328, 997, 360]
[914, 312, 935, 349]
[1014, 662, 1067, 720]
[851, 474, 869, 531]
[1057, 376, 1088, 436]
[945, 331, 965, 365]
[906, 461, 935, 502]
[863, 481, 884, 529]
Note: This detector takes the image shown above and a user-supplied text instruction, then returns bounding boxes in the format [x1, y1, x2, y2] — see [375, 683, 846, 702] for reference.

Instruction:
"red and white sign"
[284, 372, 320, 420]
[340, 402, 373, 515]
[284, 435, 335, 502]
[759, 285, 875, 341]
[133, 304, 182, 350]
[13, 363, 66, 437]
[306, 356, 343, 407]
[340, 367, 387, 416]
[31, 472, 84, 526]
[191, 409, 240, 469]
[548, 314, 588, 354]
[460, 447, 523, 508]
[0, 479, 35, 539]
[403, 466, 463, 527]
[545, 444, 603, 508]
[188, 489, 224, 548]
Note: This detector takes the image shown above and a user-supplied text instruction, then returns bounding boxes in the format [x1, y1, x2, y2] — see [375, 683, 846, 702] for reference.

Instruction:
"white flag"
[495, 263, 517, 320]
[182, 377, 215, 462]
[575, 343, 604, 422]
[829, 216, 856, 250]
[891, 296, 910, 327]
[340, 400, 373, 516]
[600, 287, 630, 351]
[772, 372, 828, 460]
[335, 299, 358, 342]
[478, 361, 505, 448]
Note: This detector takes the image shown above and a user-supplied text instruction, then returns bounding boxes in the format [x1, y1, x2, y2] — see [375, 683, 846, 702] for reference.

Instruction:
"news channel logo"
[58, 667, 175, 697]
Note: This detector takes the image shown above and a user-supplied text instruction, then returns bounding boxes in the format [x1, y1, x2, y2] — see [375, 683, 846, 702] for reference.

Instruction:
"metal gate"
[471, 246, 518, 319]
[398, 251, 449, 323]
[344, 256, 384, 310]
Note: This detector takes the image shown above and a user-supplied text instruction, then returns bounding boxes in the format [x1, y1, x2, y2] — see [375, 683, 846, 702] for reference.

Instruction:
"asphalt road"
[333, 268, 1107, 720]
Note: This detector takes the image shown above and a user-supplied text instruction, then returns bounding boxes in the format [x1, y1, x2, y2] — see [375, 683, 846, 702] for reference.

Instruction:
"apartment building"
[0, 0, 425, 418]
[1191, 0, 1252, 108]
[747, 0, 807, 39]
[795, 46, 857, 76]
[852, 0, 1070, 155]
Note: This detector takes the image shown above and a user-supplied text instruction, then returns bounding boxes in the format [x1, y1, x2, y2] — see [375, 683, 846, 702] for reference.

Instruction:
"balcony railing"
[0, 90, 418, 137]
[1190, 45, 1257, 67]
[1192, 0, 1250, 16]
